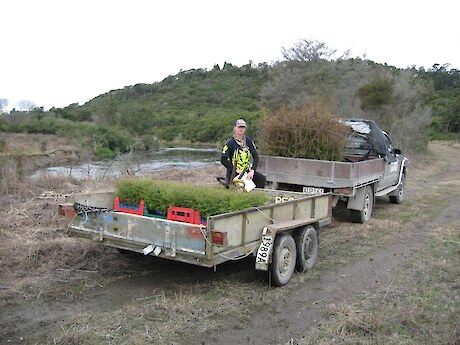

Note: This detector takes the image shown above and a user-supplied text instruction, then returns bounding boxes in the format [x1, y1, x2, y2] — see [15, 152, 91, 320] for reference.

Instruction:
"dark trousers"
[226, 169, 266, 189]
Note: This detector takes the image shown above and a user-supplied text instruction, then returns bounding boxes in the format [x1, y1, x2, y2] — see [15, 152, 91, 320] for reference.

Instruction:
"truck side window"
[383, 131, 394, 156]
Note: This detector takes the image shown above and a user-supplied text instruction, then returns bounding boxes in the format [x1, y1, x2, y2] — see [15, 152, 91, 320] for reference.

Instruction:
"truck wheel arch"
[347, 185, 374, 223]
[389, 171, 406, 204]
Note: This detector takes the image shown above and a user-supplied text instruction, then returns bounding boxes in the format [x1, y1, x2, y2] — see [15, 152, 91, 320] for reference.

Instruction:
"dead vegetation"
[257, 101, 349, 160]
[295, 141, 460, 345]
[0, 141, 459, 345]
[299, 219, 460, 345]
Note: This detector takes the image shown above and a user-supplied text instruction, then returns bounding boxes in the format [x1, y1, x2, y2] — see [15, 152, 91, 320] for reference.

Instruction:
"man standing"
[220, 118, 266, 188]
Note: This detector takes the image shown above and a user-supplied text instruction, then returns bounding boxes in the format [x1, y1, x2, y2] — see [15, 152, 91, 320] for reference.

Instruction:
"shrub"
[257, 101, 349, 161]
[115, 178, 269, 218]
[95, 147, 116, 160]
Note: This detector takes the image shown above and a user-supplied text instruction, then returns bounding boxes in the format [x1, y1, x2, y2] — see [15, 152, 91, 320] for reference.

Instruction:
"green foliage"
[78, 64, 270, 143]
[132, 135, 159, 151]
[258, 101, 349, 160]
[16, 116, 66, 134]
[0, 117, 9, 132]
[357, 77, 395, 111]
[261, 57, 437, 153]
[95, 147, 116, 160]
[427, 64, 460, 90]
[10, 116, 133, 155]
[115, 178, 269, 218]
[421, 66, 460, 135]
[3, 48, 459, 157]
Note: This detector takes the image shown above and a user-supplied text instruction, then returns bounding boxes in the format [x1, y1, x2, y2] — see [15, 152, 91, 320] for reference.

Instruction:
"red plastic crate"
[167, 206, 206, 225]
[114, 196, 145, 216]
[58, 203, 77, 219]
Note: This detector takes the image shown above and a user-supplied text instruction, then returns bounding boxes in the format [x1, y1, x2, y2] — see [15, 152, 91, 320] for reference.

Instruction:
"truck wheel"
[389, 173, 405, 204]
[350, 186, 373, 223]
[270, 233, 297, 287]
[294, 225, 318, 272]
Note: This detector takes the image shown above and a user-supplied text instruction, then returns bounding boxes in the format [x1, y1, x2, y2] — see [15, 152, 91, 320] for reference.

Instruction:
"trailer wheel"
[270, 233, 296, 287]
[350, 186, 373, 223]
[389, 172, 405, 204]
[294, 225, 318, 272]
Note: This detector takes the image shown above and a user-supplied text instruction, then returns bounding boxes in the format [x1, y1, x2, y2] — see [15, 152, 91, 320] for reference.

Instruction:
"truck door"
[377, 133, 401, 191]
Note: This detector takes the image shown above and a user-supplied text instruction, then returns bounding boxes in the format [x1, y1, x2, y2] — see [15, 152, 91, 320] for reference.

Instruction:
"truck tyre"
[350, 186, 373, 223]
[270, 233, 297, 287]
[294, 225, 318, 272]
[389, 172, 405, 204]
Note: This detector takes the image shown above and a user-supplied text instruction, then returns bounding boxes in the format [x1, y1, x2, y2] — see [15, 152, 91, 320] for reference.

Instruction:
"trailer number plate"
[255, 235, 274, 271]
[303, 187, 324, 195]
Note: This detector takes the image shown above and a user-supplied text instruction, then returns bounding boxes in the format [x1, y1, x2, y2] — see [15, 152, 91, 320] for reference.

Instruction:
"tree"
[357, 77, 394, 111]
[428, 64, 460, 90]
[0, 99, 8, 113]
[261, 38, 433, 154]
[281, 39, 349, 62]
[423, 65, 460, 135]
[17, 100, 36, 111]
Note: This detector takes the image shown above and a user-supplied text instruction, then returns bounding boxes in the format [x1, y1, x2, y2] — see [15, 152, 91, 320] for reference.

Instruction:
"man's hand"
[247, 169, 254, 179]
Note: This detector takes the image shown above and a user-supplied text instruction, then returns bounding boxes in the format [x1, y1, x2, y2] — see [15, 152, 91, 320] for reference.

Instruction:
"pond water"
[32, 147, 221, 180]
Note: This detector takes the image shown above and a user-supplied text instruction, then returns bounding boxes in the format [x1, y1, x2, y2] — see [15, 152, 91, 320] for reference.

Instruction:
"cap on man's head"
[234, 119, 247, 127]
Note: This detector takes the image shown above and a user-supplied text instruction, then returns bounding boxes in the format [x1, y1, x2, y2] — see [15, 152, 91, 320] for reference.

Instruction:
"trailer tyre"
[389, 172, 405, 204]
[270, 233, 297, 287]
[294, 225, 318, 272]
[350, 186, 373, 224]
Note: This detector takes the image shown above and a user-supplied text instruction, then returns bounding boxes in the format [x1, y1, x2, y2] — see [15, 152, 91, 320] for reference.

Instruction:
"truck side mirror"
[394, 148, 401, 155]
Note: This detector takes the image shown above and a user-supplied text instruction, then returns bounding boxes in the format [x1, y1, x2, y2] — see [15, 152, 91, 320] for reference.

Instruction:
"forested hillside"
[80, 62, 269, 143]
[1, 40, 459, 159]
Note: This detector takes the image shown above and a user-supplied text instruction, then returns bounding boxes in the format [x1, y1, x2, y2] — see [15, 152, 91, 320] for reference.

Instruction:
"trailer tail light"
[58, 203, 77, 219]
[211, 231, 227, 246]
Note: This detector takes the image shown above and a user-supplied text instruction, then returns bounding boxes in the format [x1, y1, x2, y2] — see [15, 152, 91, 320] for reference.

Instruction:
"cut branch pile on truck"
[258, 109, 408, 223]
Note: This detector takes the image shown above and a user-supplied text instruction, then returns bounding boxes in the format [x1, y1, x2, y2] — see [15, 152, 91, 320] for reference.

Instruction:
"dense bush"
[11, 116, 133, 155]
[115, 178, 270, 218]
[79, 64, 270, 143]
[257, 101, 349, 160]
[2, 49, 459, 155]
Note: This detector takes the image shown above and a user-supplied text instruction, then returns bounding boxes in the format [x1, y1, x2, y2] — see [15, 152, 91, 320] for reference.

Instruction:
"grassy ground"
[299, 220, 459, 345]
[0, 141, 459, 345]
[296, 141, 460, 345]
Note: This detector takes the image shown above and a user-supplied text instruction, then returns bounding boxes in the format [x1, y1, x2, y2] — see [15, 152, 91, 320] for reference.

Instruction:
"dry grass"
[0, 164, 224, 309]
[0, 133, 76, 155]
[51, 279, 274, 345]
[298, 220, 460, 345]
[0, 172, 121, 306]
[0, 133, 80, 194]
[293, 142, 460, 345]
[1, 140, 459, 345]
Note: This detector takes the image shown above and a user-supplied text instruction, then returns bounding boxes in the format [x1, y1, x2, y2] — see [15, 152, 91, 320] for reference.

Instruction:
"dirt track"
[192, 141, 460, 344]
[0, 141, 459, 344]
[196, 196, 460, 345]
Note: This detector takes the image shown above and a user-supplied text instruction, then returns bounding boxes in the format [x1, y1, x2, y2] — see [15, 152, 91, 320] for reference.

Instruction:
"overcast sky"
[1, 0, 459, 110]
